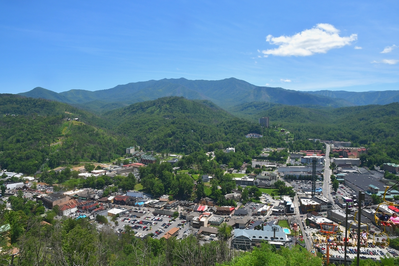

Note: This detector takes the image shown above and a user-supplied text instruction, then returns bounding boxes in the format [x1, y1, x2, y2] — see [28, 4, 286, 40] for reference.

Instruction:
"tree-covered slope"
[0, 95, 128, 174]
[232, 101, 399, 165]
[103, 97, 280, 153]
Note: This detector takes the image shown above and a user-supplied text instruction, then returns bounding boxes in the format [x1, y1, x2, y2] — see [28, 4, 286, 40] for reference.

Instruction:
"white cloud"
[382, 59, 399, 65]
[354, 46, 362, 50]
[371, 59, 399, 65]
[381, 45, 397, 53]
[261, 23, 357, 57]
[280, 79, 292, 83]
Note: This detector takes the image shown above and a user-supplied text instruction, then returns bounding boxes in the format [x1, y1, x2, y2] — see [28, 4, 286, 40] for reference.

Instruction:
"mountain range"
[19, 78, 399, 114]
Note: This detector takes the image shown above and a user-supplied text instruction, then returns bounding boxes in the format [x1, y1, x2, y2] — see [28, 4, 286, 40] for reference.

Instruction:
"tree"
[0, 185, 5, 196]
[85, 163, 95, 172]
[52, 205, 60, 216]
[5, 210, 26, 244]
[96, 215, 108, 224]
[217, 223, 233, 241]
[172, 211, 179, 219]
[196, 180, 205, 200]
[371, 194, 382, 204]
[332, 180, 339, 193]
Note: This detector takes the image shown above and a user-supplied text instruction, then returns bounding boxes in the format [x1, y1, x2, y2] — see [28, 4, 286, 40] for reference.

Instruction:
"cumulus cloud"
[382, 59, 399, 65]
[354, 46, 362, 49]
[280, 79, 292, 83]
[261, 23, 357, 57]
[381, 45, 397, 54]
[372, 59, 399, 65]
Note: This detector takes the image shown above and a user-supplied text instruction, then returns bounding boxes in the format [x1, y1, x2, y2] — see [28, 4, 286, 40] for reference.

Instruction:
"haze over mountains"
[19, 78, 399, 114]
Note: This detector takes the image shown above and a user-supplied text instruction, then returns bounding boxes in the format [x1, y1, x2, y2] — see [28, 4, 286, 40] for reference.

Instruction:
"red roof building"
[58, 199, 78, 216]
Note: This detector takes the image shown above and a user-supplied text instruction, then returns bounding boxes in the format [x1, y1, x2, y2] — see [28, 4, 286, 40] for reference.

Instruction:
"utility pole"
[356, 191, 365, 266]
[311, 157, 317, 198]
[344, 203, 349, 265]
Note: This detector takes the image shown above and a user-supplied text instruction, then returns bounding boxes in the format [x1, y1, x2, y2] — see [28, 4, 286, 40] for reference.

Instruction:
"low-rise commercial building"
[108, 208, 125, 217]
[383, 163, 399, 174]
[162, 227, 179, 239]
[333, 158, 361, 167]
[215, 206, 235, 215]
[58, 199, 78, 216]
[231, 225, 288, 250]
[42, 193, 70, 209]
[233, 176, 254, 187]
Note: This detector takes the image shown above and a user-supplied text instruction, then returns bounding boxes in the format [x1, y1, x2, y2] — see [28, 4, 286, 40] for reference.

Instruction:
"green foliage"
[371, 194, 383, 204]
[266, 149, 289, 163]
[0, 95, 128, 174]
[139, 162, 194, 199]
[8, 193, 45, 216]
[104, 97, 284, 154]
[220, 243, 323, 266]
[95, 215, 108, 224]
[217, 223, 233, 241]
[233, 102, 399, 166]
[332, 180, 339, 192]
[274, 180, 295, 197]
[85, 163, 95, 172]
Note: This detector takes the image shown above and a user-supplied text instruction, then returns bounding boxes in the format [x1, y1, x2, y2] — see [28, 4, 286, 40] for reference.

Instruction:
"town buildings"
[231, 225, 288, 250]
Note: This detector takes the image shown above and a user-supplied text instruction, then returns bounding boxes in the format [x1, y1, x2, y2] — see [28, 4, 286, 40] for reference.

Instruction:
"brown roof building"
[162, 227, 180, 239]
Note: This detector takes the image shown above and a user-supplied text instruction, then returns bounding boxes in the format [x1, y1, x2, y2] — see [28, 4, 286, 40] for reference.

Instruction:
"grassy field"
[278, 219, 290, 228]
[231, 173, 246, 177]
[259, 188, 278, 195]
[177, 170, 189, 174]
[134, 183, 143, 191]
[191, 174, 199, 181]
[204, 187, 212, 196]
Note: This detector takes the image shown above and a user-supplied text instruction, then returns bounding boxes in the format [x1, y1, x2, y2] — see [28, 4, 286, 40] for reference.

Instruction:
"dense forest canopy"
[230, 102, 399, 166]
[1, 94, 399, 173]
[0, 95, 128, 174]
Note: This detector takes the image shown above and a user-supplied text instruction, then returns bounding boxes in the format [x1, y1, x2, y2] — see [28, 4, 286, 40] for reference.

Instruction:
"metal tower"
[311, 157, 317, 197]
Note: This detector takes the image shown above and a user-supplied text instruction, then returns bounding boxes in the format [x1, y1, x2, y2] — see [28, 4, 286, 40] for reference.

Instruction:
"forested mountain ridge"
[0, 94, 129, 174]
[308, 90, 399, 106]
[19, 78, 351, 113]
[102, 96, 285, 154]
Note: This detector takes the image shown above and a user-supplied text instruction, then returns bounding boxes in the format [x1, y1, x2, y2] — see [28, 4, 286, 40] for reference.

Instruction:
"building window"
[253, 236, 256, 238]
[280, 238, 283, 240]
[259, 236, 262, 238]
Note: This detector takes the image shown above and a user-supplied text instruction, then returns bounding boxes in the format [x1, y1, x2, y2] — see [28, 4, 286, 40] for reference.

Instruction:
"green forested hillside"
[0, 95, 128, 174]
[103, 97, 285, 153]
[233, 101, 399, 166]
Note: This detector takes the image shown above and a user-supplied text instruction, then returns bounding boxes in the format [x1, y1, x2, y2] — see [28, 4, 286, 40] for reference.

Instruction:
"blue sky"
[0, 0, 398, 93]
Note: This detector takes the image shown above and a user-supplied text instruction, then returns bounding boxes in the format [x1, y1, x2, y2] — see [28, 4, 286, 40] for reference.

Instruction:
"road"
[322, 144, 333, 203]
[293, 195, 313, 251]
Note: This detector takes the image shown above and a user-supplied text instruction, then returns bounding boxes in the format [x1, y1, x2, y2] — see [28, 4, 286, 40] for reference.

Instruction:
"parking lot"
[114, 208, 189, 239]
[318, 243, 398, 261]
[290, 180, 323, 193]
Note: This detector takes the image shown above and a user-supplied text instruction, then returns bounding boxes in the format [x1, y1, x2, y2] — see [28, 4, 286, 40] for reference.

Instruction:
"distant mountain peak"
[17, 78, 399, 113]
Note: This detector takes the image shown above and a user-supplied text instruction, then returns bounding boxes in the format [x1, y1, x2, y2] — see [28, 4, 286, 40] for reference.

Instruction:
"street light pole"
[356, 191, 365, 266]
[344, 203, 349, 265]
